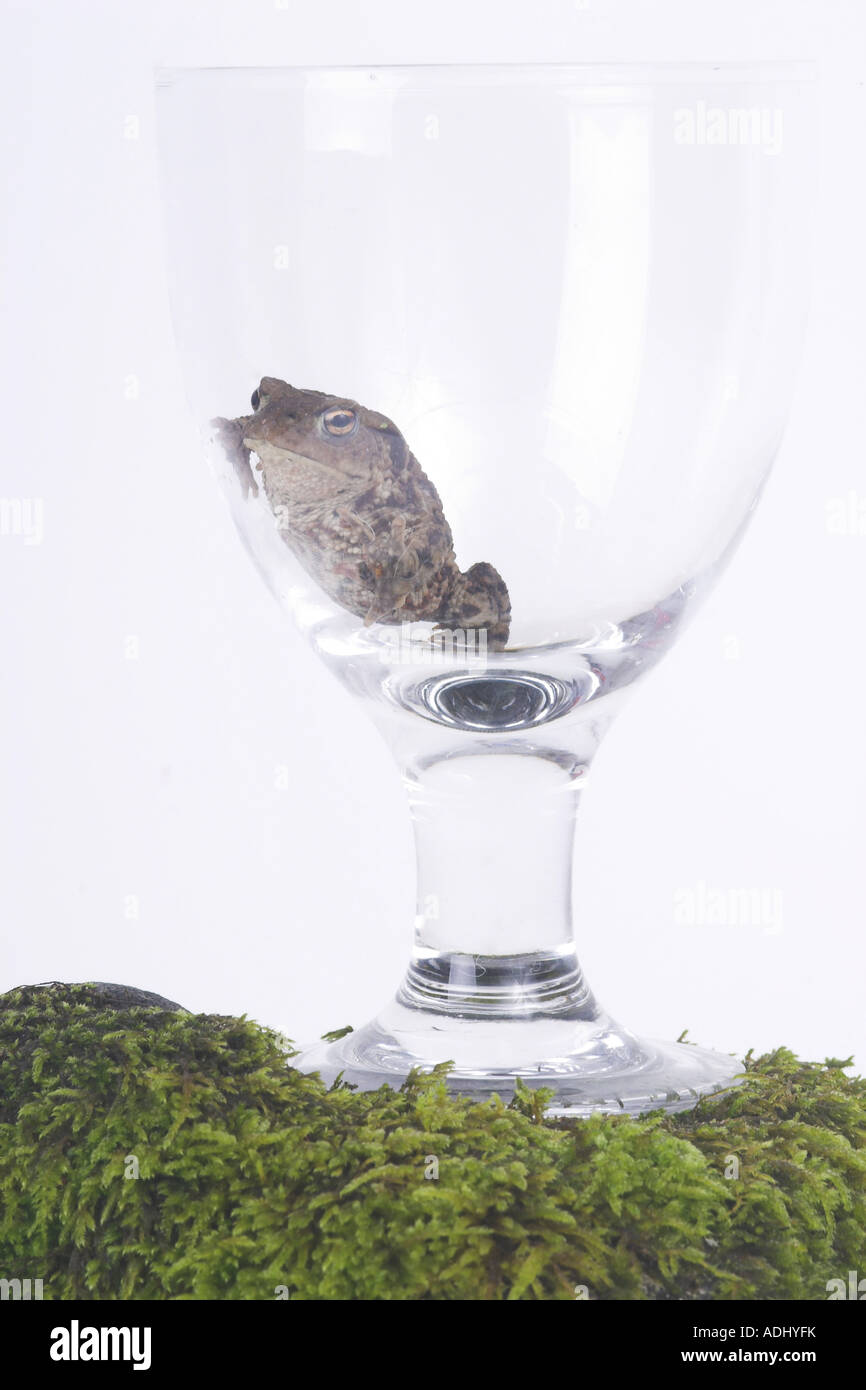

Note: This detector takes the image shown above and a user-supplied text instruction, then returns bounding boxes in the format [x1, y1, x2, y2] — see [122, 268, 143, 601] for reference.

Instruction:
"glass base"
[294, 998, 742, 1117]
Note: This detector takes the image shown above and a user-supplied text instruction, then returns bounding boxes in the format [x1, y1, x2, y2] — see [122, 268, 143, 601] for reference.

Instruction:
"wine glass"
[155, 62, 813, 1114]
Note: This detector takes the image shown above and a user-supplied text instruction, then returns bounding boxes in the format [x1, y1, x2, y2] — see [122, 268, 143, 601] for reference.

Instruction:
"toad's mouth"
[243, 438, 351, 484]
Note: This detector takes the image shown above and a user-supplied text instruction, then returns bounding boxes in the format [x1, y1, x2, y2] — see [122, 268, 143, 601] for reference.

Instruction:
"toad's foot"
[437, 561, 511, 651]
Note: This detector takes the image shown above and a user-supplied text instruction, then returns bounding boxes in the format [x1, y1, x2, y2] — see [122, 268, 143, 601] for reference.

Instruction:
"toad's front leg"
[211, 415, 259, 500]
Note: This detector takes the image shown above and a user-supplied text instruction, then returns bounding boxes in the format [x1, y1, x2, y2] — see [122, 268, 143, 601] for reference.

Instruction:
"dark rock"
[0, 981, 187, 1013]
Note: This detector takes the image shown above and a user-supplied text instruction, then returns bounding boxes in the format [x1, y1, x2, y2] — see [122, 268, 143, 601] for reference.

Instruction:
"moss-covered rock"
[0, 983, 863, 1300]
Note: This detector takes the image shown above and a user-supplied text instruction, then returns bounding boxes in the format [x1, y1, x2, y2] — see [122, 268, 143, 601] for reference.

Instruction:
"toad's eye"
[322, 406, 358, 437]
[250, 389, 261, 411]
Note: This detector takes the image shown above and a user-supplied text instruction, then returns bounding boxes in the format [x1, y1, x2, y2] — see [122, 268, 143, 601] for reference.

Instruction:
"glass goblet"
[156, 62, 813, 1114]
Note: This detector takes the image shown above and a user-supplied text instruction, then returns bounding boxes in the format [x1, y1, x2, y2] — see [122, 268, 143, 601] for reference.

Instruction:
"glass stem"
[398, 743, 602, 1021]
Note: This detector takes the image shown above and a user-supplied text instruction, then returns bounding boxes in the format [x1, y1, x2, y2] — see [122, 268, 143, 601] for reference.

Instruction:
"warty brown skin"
[212, 377, 511, 648]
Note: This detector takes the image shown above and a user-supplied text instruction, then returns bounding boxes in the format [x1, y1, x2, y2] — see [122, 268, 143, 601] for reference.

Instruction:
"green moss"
[0, 983, 863, 1300]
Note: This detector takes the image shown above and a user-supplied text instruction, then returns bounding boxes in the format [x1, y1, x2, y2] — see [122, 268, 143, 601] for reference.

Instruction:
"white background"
[1, 0, 864, 1067]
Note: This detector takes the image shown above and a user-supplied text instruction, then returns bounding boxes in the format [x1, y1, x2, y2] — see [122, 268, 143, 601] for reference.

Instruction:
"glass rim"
[155, 59, 817, 88]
